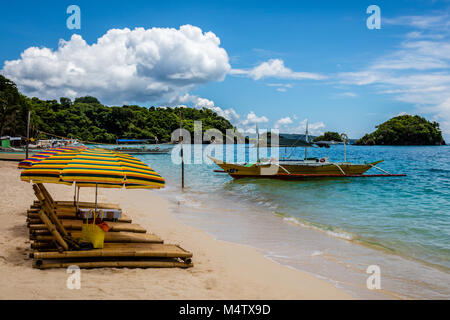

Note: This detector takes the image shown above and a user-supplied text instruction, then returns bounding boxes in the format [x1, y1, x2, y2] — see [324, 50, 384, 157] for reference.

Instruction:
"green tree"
[313, 131, 343, 142]
[0, 75, 29, 136]
[0, 76, 233, 143]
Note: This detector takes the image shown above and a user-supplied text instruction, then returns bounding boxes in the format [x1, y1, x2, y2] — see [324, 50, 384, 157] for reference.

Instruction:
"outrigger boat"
[112, 146, 170, 154]
[210, 124, 406, 180]
[208, 157, 405, 179]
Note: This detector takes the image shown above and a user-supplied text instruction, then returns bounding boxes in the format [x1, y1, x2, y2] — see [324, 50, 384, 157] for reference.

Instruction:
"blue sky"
[1, 0, 450, 139]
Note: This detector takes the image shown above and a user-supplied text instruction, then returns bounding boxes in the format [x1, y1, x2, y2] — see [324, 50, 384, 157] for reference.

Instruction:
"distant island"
[312, 131, 343, 142]
[0, 75, 233, 143]
[355, 115, 446, 146]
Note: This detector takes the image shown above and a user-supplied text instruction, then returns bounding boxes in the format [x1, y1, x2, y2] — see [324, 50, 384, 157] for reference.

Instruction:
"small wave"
[160, 189, 205, 209]
[264, 253, 292, 259]
[282, 216, 354, 241]
[428, 168, 450, 174]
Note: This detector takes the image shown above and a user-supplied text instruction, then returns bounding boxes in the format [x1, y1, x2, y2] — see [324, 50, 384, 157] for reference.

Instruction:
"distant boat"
[116, 138, 158, 144]
[112, 146, 170, 154]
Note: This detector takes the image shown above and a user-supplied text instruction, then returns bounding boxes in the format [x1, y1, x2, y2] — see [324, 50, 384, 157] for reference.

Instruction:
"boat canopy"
[117, 139, 149, 143]
[266, 134, 316, 147]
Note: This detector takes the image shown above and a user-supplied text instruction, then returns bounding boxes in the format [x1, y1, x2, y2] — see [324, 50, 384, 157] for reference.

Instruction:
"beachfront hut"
[1, 136, 23, 148]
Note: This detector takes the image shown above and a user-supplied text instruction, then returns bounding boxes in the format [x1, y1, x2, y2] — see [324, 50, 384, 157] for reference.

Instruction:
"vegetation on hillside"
[312, 131, 343, 142]
[0, 75, 234, 143]
[355, 115, 445, 145]
[0, 75, 29, 137]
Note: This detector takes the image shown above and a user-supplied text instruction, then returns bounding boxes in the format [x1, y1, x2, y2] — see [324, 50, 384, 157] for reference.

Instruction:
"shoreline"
[279, 212, 450, 275]
[155, 174, 450, 300]
[0, 160, 351, 299]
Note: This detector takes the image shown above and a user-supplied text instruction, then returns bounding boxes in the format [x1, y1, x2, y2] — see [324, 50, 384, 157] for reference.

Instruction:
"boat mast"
[256, 123, 260, 162]
[304, 120, 309, 160]
[341, 133, 348, 162]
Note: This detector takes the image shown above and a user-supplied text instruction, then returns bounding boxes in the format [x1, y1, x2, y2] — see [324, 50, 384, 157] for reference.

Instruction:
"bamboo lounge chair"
[29, 183, 132, 223]
[30, 184, 193, 269]
[32, 183, 121, 210]
[29, 185, 145, 233]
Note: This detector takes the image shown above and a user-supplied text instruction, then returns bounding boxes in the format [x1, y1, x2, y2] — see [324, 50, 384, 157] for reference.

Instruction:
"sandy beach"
[0, 161, 351, 299]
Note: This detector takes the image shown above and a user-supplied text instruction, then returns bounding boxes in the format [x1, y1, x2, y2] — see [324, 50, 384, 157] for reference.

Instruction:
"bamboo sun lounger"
[27, 209, 133, 223]
[32, 231, 163, 245]
[33, 183, 121, 209]
[32, 200, 120, 210]
[28, 184, 193, 269]
[29, 219, 147, 233]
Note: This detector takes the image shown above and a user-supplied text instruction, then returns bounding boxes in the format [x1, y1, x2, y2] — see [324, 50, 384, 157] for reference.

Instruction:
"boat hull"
[124, 151, 169, 154]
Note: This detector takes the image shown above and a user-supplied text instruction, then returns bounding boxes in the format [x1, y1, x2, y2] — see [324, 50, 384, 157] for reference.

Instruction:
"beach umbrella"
[20, 149, 83, 185]
[117, 152, 166, 189]
[60, 149, 165, 189]
[18, 146, 87, 169]
[21, 148, 165, 205]
[59, 148, 165, 211]
[18, 149, 61, 169]
[61, 149, 126, 188]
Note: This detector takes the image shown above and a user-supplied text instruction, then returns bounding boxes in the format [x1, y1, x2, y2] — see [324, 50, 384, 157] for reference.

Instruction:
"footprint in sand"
[203, 278, 217, 290]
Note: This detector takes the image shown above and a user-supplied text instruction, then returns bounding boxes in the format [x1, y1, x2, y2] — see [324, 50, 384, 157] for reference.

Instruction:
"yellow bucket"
[81, 209, 105, 249]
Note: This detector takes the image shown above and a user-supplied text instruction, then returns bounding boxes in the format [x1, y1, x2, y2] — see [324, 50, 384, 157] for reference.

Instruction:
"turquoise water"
[97, 144, 450, 298]
[137, 144, 450, 269]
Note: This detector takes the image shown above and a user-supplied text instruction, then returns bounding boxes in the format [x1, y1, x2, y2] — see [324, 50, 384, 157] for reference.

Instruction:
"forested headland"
[0, 75, 234, 143]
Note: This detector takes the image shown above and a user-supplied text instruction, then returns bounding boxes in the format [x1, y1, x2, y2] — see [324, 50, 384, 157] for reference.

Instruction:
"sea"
[97, 143, 450, 299]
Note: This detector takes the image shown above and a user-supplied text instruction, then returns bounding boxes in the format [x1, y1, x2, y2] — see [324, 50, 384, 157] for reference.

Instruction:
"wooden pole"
[33, 244, 192, 259]
[95, 183, 98, 213]
[33, 231, 163, 244]
[37, 210, 68, 251]
[76, 185, 80, 212]
[26, 110, 30, 158]
[33, 185, 68, 237]
[34, 260, 193, 269]
[179, 110, 184, 189]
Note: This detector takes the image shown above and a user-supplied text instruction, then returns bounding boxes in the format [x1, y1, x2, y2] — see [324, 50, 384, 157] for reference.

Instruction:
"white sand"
[0, 161, 351, 299]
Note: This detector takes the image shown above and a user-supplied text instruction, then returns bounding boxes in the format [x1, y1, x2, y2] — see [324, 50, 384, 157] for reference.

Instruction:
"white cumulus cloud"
[1, 25, 231, 104]
[230, 59, 325, 81]
[274, 116, 293, 128]
[242, 111, 269, 125]
[169, 93, 240, 123]
[337, 20, 450, 136]
[272, 116, 326, 135]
